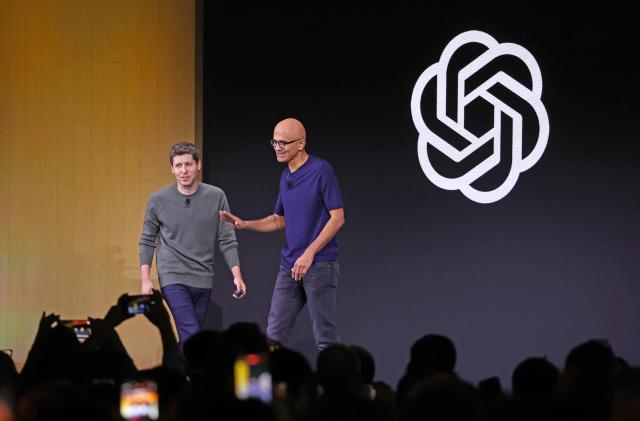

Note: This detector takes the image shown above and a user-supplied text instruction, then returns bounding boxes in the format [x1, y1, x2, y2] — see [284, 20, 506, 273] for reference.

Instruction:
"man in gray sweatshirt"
[139, 141, 247, 345]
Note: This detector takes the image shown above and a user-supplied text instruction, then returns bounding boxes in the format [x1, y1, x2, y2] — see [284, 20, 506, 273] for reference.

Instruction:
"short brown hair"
[169, 141, 200, 165]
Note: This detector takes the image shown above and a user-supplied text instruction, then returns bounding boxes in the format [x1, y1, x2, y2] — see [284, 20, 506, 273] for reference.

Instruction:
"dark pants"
[267, 262, 340, 350]
[161, 284, 211, 346]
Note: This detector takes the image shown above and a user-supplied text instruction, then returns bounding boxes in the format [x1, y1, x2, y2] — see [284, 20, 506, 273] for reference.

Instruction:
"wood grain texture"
[0, 0, 196, 369]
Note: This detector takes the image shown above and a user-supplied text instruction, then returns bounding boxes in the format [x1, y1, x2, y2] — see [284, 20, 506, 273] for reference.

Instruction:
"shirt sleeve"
[319, 164, 344, 211]
[274, 192, 284, 216]
[217, 191, 240, 269]
[139, 198, 159, 266]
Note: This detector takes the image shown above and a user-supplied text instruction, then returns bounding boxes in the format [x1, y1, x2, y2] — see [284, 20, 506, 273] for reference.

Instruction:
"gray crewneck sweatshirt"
[139, 183, 240, 289]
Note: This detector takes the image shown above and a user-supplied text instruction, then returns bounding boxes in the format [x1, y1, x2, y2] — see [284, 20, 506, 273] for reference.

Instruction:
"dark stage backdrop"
[202, 5, 639, 389]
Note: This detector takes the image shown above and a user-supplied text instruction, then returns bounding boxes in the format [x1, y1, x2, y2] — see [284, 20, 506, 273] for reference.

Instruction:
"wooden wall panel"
[0, 0, 10, 344]
[0, 0, 196, 369]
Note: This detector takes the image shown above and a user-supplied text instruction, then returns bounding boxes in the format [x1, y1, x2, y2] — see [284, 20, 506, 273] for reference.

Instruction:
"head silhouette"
[408, 334, 456, 375]
[512, 357, 559, 398]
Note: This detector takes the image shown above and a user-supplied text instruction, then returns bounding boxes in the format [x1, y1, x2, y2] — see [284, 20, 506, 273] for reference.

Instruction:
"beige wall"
[0, 0, 196, 369]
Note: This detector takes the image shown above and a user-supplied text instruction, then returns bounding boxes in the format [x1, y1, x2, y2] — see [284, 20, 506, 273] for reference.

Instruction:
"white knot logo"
[411, 30, 549, 204]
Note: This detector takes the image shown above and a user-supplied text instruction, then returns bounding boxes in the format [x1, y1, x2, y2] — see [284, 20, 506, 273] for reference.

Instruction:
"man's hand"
[292, 251, 314, 281]
[233, 277, 247, 299]
[141, 278, 154, 295]
[219, 210, 247, 229]
[140, 264, 155, 294]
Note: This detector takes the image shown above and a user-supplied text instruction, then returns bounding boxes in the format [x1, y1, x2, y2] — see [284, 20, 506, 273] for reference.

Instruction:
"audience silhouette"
[0, 296, 636, 421]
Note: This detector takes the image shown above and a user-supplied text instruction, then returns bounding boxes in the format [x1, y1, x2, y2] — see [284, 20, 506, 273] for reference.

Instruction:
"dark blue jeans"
[161, 284, 211, 346]
[267, 262, 340, 350]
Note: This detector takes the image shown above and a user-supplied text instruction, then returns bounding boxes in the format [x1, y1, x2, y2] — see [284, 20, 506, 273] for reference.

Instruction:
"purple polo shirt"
[274, 155, 344, 268]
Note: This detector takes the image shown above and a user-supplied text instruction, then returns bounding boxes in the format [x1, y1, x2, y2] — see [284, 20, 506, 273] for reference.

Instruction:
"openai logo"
[411, 31, 549, 204]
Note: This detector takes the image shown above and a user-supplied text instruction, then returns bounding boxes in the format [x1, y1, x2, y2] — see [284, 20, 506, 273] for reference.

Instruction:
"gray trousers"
[266, 262, 340, 350]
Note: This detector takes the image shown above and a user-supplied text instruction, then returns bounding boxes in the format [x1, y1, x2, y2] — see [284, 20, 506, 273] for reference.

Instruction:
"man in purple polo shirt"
[219, 118, 346, 350]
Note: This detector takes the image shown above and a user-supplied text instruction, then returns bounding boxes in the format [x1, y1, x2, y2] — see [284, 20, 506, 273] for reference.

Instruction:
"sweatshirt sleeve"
[139, 197, 160, 266]
[217, 192, 240, 269]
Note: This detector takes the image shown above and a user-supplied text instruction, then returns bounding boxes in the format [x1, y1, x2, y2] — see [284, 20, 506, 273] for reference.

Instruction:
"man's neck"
[177, 181, 199, 195]
[288, 152, 309, 173]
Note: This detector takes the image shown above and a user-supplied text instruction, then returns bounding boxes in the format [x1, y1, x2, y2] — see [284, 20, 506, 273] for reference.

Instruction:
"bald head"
[272, 118, 308, 165]
[274, 118, 306, 141]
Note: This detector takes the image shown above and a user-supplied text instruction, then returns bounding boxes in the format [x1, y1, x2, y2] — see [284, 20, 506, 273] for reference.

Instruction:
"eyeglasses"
[270, 138, 305, 148]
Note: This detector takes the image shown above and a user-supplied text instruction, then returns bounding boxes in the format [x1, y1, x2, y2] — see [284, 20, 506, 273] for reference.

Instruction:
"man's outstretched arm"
[219, 210, 285, 233]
